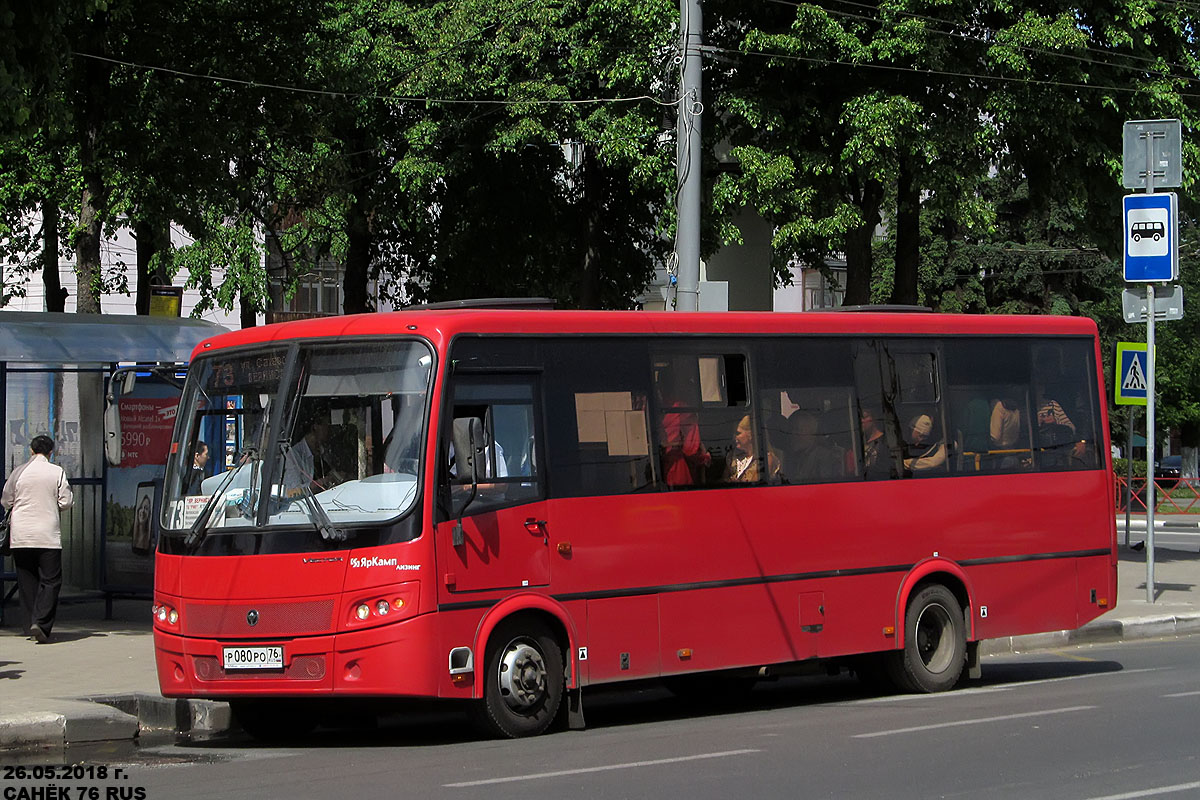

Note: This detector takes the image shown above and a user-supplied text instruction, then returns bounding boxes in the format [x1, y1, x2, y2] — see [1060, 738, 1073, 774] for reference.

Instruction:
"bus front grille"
[183, 599, 336, 637]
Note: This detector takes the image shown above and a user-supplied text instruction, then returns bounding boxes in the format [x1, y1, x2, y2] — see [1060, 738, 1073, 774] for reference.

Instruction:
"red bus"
[153, 307, 1117, 738]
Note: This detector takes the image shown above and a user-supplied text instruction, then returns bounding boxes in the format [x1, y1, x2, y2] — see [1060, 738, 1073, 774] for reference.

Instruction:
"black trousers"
[11, 548, 62, 636]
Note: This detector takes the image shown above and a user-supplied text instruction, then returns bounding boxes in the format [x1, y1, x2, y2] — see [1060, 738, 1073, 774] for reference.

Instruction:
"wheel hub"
[498, 640, 547, 711]
[914, 602, 955, 673]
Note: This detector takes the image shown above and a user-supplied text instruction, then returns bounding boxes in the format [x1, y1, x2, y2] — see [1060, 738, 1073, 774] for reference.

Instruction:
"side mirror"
[104, 401, 122, 466]
[104, 368, 137, 466]
[452, 417, 485, 486]
[449, 417, 484, 534]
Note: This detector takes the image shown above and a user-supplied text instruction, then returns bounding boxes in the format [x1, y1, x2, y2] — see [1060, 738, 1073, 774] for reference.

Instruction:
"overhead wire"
[770, 0, 1200, 78]
[71, 51, 678, 109]
[706, 44, 1200, 99]
[803, 3, 1200, 87]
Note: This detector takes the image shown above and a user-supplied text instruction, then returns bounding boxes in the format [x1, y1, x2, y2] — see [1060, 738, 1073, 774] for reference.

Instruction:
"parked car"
[1156, 455, 1182, 490]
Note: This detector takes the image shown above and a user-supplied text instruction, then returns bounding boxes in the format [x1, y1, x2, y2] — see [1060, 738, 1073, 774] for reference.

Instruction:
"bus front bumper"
[154, 612, 445, 699]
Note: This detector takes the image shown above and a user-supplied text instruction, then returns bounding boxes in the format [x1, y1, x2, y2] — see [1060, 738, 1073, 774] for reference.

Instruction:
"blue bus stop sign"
[1123, 193, 1178, 282]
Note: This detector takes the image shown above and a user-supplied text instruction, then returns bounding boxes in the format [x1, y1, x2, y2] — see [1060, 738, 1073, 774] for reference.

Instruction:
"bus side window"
[536, 338, 658, 498]
[442, 377, 542, 517]
[944, 339, 1036, 475]
[654, 352, 750, 488]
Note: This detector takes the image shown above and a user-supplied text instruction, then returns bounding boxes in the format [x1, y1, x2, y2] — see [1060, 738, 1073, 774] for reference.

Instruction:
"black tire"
[231, 699, 318, 741]
[885, 584, 966, 693]
[474, 619, 564, 738]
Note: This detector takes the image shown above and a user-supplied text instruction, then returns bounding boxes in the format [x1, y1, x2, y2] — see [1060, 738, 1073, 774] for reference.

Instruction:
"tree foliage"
[3, 0, 1200, 434]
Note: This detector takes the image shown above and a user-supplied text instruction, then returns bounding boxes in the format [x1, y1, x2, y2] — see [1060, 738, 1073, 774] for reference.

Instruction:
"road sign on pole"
[1123, 119, 1182, 189]
[1122, 192, 1178, 282]
[1115, 342, 1149, 406]
[1122, 284, 1183, 323]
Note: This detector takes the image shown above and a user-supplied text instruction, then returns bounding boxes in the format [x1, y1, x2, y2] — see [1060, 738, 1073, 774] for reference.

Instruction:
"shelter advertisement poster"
[103, 378, 179, 592]
[117, 397, 177, 467]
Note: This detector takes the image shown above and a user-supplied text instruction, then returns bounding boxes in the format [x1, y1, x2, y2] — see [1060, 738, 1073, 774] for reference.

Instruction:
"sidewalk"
[2, 520, 1199, 752]
[0, 594, 230, 752]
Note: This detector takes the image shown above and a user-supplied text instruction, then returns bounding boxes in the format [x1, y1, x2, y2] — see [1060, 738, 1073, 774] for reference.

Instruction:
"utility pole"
[673, 0, 702, 311]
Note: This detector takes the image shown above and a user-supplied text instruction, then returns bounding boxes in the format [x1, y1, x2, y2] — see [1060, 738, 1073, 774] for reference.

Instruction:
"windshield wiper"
[184, 448, 257, 550]
[280, 442, 347, 543]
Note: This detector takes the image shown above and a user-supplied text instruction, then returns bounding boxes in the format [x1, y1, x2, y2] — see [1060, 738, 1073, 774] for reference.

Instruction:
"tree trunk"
[843, 178, 883, 306]
[75, 176, 103, 314]
[239, 291, 257, 329]
[41, 201, 66, 312]
[578, 146, 602, 309]
[73, 15, 111, 315]
[343, 194, 371, 315]
[890, 161, 920, 306]
[134, 219, 171, 314]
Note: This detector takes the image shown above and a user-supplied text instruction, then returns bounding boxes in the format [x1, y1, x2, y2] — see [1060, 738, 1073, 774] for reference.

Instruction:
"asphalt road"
[6, 636, 1200, 800]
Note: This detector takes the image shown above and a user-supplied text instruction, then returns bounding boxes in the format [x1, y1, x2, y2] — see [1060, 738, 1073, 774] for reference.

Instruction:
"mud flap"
[560, 687, 586, 731]
[965, 640, 981, 680]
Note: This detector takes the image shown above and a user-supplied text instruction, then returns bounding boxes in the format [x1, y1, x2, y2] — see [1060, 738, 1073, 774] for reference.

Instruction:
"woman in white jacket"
[2, 435, 74, 643]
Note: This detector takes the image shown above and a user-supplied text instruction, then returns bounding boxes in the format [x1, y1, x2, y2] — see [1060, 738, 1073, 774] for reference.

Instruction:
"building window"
[265, 236, 343, 322]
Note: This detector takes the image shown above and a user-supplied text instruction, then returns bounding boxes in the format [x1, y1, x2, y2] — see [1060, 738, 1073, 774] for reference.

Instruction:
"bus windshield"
[161, 339, 433, 536]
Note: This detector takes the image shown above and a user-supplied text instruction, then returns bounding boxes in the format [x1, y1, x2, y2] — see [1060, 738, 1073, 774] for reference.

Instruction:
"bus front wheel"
[475, 619, 564, 738]
[886, 584, 966, 693]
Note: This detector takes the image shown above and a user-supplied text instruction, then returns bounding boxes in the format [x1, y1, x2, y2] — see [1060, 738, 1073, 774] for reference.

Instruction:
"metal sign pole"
[1126, 407, 1134, 547]
[1145, 133, 1157, 603]
[1147, 286, 1157, 602]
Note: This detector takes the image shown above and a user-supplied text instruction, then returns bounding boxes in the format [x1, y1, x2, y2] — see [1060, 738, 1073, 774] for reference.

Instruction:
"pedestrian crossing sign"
[1115, 341, 1149, 406]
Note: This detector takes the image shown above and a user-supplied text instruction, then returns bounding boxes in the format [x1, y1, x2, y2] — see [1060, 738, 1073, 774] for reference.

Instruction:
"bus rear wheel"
[475, 619, 564, 738]
[886, 584, 966, 693]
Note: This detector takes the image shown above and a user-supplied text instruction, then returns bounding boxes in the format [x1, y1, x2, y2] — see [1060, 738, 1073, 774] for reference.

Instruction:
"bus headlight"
[152, 600, 180, 629]
[344, 582, 419, 630]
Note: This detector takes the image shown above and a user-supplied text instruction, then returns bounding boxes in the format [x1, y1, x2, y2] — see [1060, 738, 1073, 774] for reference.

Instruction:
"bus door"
[435, 374, 550, 593]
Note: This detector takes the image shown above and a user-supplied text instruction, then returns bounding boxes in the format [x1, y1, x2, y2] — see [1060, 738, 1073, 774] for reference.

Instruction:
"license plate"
[222, 645, 284, 670]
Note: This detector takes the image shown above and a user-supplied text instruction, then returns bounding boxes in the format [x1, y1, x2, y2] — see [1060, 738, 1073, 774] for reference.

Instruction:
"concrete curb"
[93, 694, 233, 736]
[0, 700, 139, 751]
[981, 612, 1200, 655]
[0, 696, 232, 753]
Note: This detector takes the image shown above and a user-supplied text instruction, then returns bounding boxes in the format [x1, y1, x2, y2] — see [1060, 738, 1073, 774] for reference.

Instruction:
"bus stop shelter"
[0, 311, 224, 622]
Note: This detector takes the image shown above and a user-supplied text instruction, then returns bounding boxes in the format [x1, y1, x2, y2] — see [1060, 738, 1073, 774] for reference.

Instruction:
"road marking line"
[443, 749, 762, 787]
[841, 667, 1165, 705]
[852, 705, 1094, 738]
[1162, 690, 1200, 697]
[1084, 780, 1200, 799]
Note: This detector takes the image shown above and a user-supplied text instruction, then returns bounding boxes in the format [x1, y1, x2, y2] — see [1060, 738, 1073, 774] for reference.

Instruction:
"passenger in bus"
[283, 413, 342, 497]
[184, 440, 209, 495]
[857, 407, 893, 479]
[989, 397, 1022, 449]
[986, 396, 1024, 469]
[1033, 348, 1091, 463]
[784, 411, 838, 483]
[1035, 402, 1078, 468]
[725, 415, 780, 483]
[659, 389, 710, 488]
[903, 413, 947, 473]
